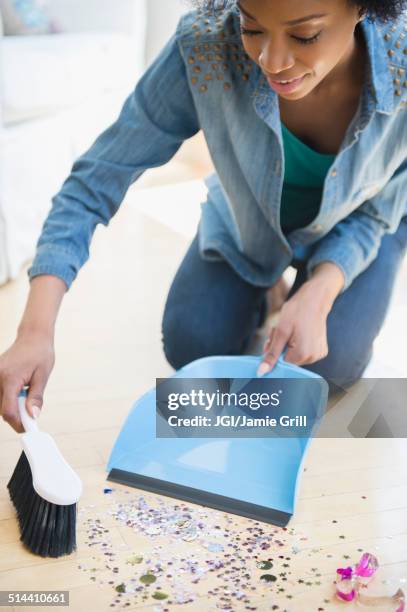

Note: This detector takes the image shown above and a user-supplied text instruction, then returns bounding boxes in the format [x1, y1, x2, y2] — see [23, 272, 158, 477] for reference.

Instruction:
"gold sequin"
[384, 33, 392, 41]
[207, 54, 213, 61]
[224, 82, 231, 90]
[199, 84, 208, 92]
[222, 63, 229, 70]
[242, 74, 249, 81]
[191, 77, 198, 85]
[211, 63, 218, 70]
[198, 54, 206, 61]
[398, 68, 405, 75]
[215, 54, 223, 61]
[216, 74, 224, 80]
[404, 81, 407, 87]
[205, 73, 212, 81]
[193, 66, 202, 73]
[390, 65, 396, 73]
[188, 57, 195, 64]
[193, 45, 201, 53]
[396, 41, 401, 48]
[394, 78, 401, 85]
[395, 89, 402, 96]
[388, 49, 395, 57]
[214, 44, 221, 51]
[204, 43, 210, 50]
[194, 32, 201, 38]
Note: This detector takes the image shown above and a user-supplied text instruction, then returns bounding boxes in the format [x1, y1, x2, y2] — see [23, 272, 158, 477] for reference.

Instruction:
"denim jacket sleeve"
[306, 158, 407, 291]
[28, 28, 200, 289]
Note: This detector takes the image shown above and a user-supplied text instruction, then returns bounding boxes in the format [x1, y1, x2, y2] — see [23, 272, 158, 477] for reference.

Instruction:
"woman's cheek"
[241, 39, 261, 64]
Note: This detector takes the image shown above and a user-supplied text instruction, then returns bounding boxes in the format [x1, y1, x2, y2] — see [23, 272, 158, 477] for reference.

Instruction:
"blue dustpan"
[107, 355, 328, 526]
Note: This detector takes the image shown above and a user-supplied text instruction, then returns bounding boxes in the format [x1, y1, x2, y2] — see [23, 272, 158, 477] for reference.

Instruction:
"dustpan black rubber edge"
[107, 468, 291, 527]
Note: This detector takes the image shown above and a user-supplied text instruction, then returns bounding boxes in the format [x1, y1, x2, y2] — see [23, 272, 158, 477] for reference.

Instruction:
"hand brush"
[7, 389, 82, 557]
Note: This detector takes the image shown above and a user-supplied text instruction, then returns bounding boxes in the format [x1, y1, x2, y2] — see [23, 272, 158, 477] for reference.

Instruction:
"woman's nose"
[259, 40, 295, 76]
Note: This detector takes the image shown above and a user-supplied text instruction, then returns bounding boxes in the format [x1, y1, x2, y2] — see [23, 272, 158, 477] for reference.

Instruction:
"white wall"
[145, 0, 190, 65]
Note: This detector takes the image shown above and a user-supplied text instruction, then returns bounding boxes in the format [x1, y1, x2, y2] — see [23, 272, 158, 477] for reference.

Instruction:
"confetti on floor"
[76, 487, 388, 610]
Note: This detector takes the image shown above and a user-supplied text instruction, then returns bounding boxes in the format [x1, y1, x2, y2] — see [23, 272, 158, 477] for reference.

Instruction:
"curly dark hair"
[189, 0, 407, 23]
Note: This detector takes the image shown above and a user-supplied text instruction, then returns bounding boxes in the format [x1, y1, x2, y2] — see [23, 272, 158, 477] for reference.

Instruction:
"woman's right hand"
[0, 331, 55, 433]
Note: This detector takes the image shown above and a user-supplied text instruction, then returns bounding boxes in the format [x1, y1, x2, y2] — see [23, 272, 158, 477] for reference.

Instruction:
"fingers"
[257, 325, 290, 376]
[262, 327, 275, 354]
[285, 339, 328, 365]
[26, 368, 47, 419]
[0, 337, 54, 433]
[1, 380, 24, 433]
[285, 345, 311, 365]
[1, 367, 47, 432]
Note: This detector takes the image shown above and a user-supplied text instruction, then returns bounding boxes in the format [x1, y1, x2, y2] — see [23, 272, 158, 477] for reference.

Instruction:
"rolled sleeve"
[306, 159, 407, 291]
[27, 244, 82, 290]
[28, 24, 200, 289]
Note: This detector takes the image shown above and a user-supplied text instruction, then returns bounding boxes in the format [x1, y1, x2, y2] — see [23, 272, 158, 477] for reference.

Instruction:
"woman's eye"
[240, 26, 262, 37]
[292, 32, 322, 45]
[240, 24, 322, 45]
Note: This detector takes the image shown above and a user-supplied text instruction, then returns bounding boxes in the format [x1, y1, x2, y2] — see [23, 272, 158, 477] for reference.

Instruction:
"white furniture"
[0, 0, 147, 285]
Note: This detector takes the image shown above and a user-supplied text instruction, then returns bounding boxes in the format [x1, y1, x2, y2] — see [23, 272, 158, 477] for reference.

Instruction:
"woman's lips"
[266, 74, 307, 94]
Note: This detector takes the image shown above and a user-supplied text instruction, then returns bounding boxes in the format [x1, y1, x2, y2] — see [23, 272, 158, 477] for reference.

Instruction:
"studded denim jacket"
[28, 7, 407, 291]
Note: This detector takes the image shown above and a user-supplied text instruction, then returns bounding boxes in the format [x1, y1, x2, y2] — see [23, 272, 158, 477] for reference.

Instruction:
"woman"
[0, 0, 406, 431]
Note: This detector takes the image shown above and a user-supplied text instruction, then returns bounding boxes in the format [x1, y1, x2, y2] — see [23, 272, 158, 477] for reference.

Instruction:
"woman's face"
[237, 0, 364, 99]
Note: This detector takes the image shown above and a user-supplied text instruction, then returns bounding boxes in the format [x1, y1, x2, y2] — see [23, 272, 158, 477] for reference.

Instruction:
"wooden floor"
[1, 159, 407, 611]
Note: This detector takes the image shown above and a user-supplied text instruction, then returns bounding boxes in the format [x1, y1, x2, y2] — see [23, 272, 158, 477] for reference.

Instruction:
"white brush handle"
[16, 388, 82, 505]
[18, 392, 39, 433]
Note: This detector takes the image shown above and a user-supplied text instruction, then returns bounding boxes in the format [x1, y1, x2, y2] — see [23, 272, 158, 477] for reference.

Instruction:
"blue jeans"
[162, 220, 407, 389]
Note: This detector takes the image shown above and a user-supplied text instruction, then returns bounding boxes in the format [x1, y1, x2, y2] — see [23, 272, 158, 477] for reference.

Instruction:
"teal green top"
[280, 122, 336, 234]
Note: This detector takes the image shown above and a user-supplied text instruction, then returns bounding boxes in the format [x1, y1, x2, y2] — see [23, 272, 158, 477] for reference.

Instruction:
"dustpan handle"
[18, 388, 39, 433]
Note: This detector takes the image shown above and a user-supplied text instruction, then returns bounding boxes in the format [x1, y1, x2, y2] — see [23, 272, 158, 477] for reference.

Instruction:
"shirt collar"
[360, 18, 395, 114]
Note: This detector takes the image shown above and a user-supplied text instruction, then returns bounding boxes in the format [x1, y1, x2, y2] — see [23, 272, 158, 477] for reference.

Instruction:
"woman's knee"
[161, 304, 242, 370]
[162, 309, 204, 370]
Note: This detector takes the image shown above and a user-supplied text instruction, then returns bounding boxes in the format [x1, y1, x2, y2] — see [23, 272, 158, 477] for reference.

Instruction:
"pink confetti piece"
[335, 553, 405, 611]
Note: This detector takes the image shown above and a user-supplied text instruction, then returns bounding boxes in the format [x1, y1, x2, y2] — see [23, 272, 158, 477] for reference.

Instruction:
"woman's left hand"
[257, 262, 345, 375]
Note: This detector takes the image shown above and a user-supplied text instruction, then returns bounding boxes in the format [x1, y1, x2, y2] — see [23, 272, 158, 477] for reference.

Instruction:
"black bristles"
[7, 451, 77, 558]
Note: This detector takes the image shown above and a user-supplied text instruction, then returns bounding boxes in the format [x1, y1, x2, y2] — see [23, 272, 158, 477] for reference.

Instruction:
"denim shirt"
[28, 6, 407, 291]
